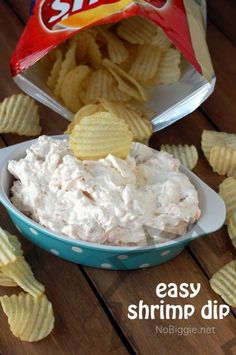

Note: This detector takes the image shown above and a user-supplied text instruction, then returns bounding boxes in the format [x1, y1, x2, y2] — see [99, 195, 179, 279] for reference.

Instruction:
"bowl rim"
[0, 135, 225, 252]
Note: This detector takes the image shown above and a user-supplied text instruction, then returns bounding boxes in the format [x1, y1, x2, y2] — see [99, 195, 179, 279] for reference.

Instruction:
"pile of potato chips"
[41, 15, 182, 156]
[201, 129, 236, 307]
[43, 16, 181, 114]
[0, 227, 54, 342]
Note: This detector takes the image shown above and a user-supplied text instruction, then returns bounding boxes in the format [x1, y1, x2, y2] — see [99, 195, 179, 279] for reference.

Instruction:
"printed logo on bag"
[41, 0, 120, 30]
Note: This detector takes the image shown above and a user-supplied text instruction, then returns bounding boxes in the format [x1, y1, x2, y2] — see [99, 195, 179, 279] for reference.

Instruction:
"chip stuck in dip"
[8, 136, 200, 246]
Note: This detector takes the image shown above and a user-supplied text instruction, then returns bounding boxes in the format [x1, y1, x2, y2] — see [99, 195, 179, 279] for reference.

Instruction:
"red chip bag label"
[10, 0, 214, 82]
[41, 0, 120, 30]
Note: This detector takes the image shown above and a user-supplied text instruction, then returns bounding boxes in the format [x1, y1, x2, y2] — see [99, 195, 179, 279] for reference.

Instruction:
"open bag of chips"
[10, 0, 215, 131]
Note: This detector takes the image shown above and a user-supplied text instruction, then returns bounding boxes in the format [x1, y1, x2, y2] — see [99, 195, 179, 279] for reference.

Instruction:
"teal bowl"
[0, 136, 226, 270]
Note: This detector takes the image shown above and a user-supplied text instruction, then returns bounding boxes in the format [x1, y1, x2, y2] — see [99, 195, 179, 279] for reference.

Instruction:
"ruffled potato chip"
[69, 111, 133, 160]
[210, 260, 236, 307]
[86, 31, 102, 67]
[129, 44, 161, 81]
[151, 28, 172, 49]
[60, 65, 90, 113]
[116, 16, 157, 44]
[73, 31, 90, 63]
[103, 58, 147, 102]
[0, 227, 17, 267]
[209, 146, 236, 177]
[54, 42, 77, 96]
[156, 48, 181, 84]
[0, 292, 54, 342]
[160, 144, 198, 170]
[47, 49, 63, 90]
[0, 94, 41, 136]
[101, 99, 152, 143]
[98, 29, 128, 64]
[0, 271, 17, 287]
[219, 177, 236, 223]
[82, 68, 131, 103]
[227, 211, 236, 248]
[1, 256, 45, 296]
[65, 103, 104, 134]
[201, 130, 236, 161]
[6, 231, 23, 257]
[119, 44, 138, 72]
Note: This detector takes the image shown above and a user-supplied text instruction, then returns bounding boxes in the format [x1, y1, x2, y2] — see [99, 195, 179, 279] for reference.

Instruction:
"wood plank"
[0, 2, 129, 353]
[207, 0, 236, 44]
[202, 21, 236, 132]
[5, 0, 31, 23]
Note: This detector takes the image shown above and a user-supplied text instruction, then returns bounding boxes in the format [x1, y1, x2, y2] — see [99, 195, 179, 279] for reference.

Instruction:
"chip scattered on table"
[0, 94, 41, 136]
[160, 144, 198, 170]
[219, 177, 236, 223]
[209, 146, 236, 177]
[0, 228, 53, 342]
[6, 231, 23, 256]
[201, 130, 236, 161]
[69, 111, 133, 160]
[227, 212, 236, 248]
[0, 271, 17, 287]
[0, 292, 54, 342]
[0, 227, 17, 267]
[210, 260, 236, 307]
[1, 256, 45, 297]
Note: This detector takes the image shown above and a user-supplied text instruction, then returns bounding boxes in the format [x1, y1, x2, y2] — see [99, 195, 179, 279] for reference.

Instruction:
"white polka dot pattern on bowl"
[50, 249, 60, 256]
[72, 246, 83, 253]
[161, 250, 171, 256]
[139, 263, 150, 268]
[29, 227, 38, 235]
[101, 263, 112, 269]
[117, 255, 128, 260]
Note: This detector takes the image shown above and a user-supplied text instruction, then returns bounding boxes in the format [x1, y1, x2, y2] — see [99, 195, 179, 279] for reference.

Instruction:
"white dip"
[8, 136, 200, 245]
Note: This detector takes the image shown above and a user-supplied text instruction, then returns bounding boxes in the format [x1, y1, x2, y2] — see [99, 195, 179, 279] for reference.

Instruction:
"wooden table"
[0, 1, 236, 354]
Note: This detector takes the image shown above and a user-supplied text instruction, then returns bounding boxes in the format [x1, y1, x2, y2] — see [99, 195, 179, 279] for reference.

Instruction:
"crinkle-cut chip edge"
[0, 292, 54, 342]
[210, 260, 236, 306]
[160, 144, 198, 170]
[1, 256, 45, 296]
